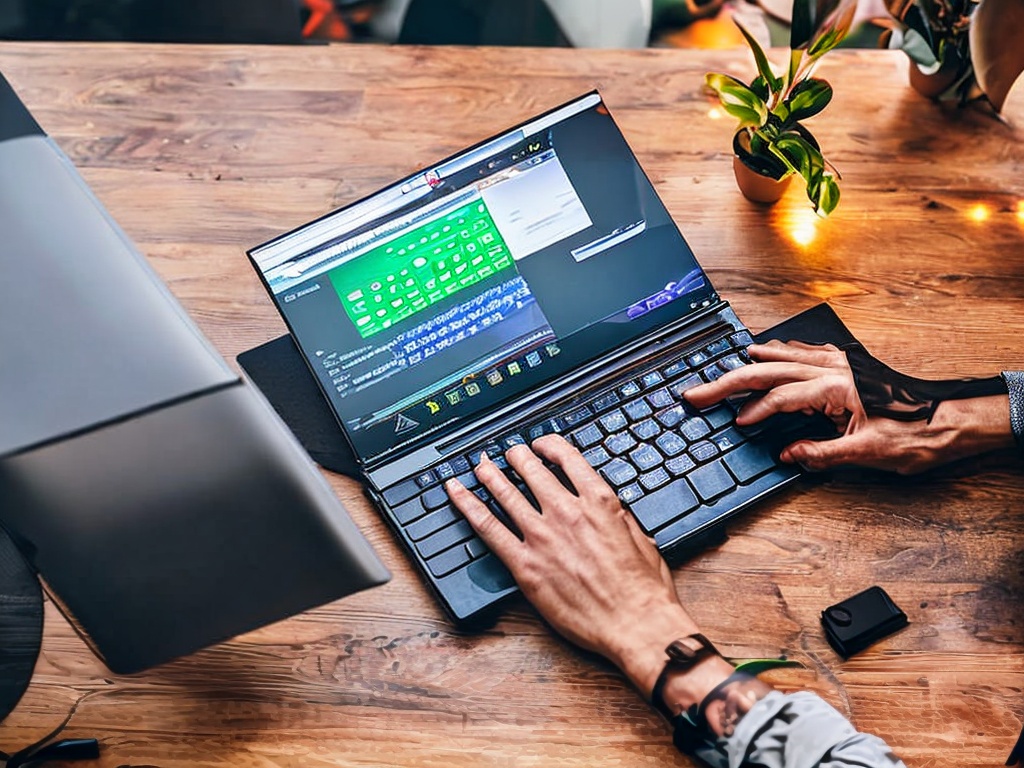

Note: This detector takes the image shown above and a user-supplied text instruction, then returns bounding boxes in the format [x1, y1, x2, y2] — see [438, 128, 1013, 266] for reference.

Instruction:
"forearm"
[922, 394, 1014, 467]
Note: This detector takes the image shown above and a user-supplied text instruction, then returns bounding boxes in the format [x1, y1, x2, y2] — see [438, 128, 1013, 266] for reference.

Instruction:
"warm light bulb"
[707, 107, 724, 120]
[1017, 200, 1024, 223]
[968, 204, 991, 223]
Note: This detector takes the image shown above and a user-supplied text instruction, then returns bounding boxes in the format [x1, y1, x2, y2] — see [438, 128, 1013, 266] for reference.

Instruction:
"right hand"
[684, 340, 1013, 474]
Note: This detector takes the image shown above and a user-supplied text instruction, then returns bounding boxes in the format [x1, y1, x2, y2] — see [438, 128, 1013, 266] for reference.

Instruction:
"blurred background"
[0, 0, 885, 49]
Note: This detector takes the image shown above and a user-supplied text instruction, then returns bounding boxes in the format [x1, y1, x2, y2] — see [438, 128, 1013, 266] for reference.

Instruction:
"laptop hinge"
[365, 300, 742, 490]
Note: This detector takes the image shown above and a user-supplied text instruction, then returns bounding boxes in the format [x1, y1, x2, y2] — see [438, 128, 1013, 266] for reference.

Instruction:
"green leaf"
[750, 75, 770, 102]
[791, 0, 816, 49]
[705, 72, 769, 127]
[784, 49, 805, 92]
[900, 27, 942, 70]
[816, 174, 841, 216]
[734, 19, 782, 94]
[807, 0, 857, 58]
[786, 77, 833, 121]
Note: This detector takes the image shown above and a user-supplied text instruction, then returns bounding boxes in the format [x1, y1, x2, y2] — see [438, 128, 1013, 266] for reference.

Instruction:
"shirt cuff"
[1001, 372, 1024, 449]
[725, 690, 903, 768]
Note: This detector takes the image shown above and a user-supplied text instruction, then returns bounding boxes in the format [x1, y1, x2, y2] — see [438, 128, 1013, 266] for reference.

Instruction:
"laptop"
[0, 72, 390, 673]
[247, 91, 799, 622]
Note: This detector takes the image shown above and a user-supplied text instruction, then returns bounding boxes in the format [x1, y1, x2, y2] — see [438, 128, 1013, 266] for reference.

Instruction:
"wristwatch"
[650, 633, 721, 722]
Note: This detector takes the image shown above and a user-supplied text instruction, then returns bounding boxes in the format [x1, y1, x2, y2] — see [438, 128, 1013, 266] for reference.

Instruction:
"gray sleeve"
[723, 691, 906, 768]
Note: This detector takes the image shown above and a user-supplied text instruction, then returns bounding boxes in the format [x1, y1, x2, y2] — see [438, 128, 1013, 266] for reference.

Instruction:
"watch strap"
[1001, 372, 1024, 449]
[650, 633, 720, 722]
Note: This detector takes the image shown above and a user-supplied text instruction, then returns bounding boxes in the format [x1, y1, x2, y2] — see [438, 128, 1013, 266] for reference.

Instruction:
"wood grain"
[0, 42, 1022, 767]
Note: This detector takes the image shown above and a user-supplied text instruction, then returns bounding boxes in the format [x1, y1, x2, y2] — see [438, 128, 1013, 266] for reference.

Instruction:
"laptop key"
[571, 423, 604, 448]
[647, 388, 674, 409]
[416, 519, 474, 559]
[687, 350, 710, 368]
[681, 417, 711, 442]
[712, 428, 741, 453]
[623, 399, 652, 421]
[600, 409, 628, 433]
[454, 470, 479, 490]
[688, 460, 736, 502]
[669, 374, 703, 400]
[465, 537, 488, 560]
[730, 330, 754, 347]
[392, 496, 429, 525]
[719, 353, 746, 371]
[426, 544, 472, 578]
[640, 370, 664, 389]
[416, 470, 438, 488]
[422, 484, 451, 511]
[383, 478, 421, 507]
[629, 443, 663, 472]
[722, 441, 778, 483]
[406, 505, 459, 541]
[600, 458, 638, 487]
[639, 466, 670, 492]
[630, 418, 661, 442]
[592, 391, 621, 412]
[629, 478, 699, 533]
[655, 431, 687, 457]
[563, 405, 594, 426]
[690, 440, 719, 462]
[582, 445, 612, 469]
[450, 455, 471, 474]
[619, 380, 642, 398]
[706, 337, 731, 356]
[656, 404, 686, 429]
[665, 454, 696, 477]
[604, 432, 637, 456]
[705, 406, 734, 430]
[662, 358, 691, 379]
[618, 483, 644, 505]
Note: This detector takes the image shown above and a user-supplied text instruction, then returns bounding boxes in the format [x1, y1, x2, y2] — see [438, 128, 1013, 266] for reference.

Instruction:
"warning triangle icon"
[394, 413, 420, 434]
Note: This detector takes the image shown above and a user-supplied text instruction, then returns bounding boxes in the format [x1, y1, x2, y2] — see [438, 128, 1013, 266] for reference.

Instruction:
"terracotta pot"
[732, 155, 793, 204]
[908, 59, 961, 100]
[731, 131, 792, 205]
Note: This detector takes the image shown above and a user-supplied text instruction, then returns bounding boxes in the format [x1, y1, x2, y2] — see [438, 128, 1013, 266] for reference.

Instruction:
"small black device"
[821, 585, 908, 658]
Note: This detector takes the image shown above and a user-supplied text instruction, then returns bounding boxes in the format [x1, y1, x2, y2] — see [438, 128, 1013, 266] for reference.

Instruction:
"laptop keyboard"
[381, 327, 794, 587]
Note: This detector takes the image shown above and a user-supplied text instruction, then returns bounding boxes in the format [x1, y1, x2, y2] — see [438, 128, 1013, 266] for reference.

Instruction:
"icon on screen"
[466, 382, 481, 396]
[486, 370, 503, 386]
[507, 361, 522, 376]
[545, 343, 561, 358]
[425, 400, 441, 415]
[445, 390, 462, 406]
[525, 351, 542, 368]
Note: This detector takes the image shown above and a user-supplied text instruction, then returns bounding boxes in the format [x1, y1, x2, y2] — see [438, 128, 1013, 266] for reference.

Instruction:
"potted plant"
[705, 0, 856, 216]
[877, 0, 1024, 112]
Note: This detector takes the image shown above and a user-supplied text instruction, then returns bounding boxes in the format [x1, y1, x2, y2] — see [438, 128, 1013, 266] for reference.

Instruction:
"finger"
[473, 453, 543, 537]
[529, 434, 606, 499]
[780, 431, 880, 472]
[445, 478, 522, 562]
[684, 361, 831, 409]
[734, 378, 835, 425]
[504, 442, 577, 504]
[747, 340, 845, 368]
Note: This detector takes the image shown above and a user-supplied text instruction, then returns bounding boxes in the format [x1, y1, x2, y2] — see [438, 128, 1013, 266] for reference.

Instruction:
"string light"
[968, 204, 990, 223]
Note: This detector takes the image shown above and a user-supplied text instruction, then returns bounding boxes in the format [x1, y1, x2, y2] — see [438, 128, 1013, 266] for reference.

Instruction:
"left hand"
[445, 434, 720, 698]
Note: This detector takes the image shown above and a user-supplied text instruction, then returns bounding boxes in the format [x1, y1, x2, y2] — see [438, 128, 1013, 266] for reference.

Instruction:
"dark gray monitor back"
[0, 73, 389, 673]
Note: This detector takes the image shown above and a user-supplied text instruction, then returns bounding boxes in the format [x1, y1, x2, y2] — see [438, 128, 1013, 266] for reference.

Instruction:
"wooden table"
[1, 42, 1022, 767]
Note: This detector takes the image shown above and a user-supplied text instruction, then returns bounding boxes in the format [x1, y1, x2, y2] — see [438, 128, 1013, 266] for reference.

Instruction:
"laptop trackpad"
[467, 555, 516, 593]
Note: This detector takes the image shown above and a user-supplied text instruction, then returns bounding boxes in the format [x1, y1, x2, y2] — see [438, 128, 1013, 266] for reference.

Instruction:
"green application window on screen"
[328, 199, 514, 339]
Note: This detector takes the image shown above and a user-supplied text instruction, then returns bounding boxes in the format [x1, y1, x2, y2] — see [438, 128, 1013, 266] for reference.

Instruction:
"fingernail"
[478, 451, 490, 465]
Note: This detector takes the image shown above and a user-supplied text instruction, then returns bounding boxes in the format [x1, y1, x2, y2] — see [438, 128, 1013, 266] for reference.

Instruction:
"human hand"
[684, 340, 1013, 474]
[445, 435, 732, 701]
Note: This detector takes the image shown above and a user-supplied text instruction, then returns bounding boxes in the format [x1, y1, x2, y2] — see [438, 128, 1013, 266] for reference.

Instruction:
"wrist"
[608, 605, 700, 697]
[658, 654, 737, 718]
[931, 395, 1014, 462]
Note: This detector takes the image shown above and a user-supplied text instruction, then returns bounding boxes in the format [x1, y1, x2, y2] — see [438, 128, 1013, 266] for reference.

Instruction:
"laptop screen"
[249, 92, 718, 463]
